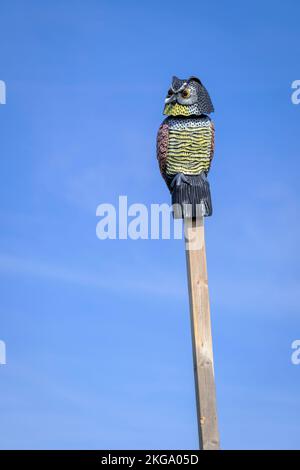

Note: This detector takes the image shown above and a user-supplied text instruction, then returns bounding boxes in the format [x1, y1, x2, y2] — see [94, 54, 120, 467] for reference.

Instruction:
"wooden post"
[184, 216, 220, 450]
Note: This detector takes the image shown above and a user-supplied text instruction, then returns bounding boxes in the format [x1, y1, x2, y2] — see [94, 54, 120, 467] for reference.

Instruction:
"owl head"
[163, 76, 214, 117]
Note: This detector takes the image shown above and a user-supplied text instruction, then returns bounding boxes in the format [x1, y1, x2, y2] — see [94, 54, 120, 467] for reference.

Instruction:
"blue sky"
[0, 0, 300, 450]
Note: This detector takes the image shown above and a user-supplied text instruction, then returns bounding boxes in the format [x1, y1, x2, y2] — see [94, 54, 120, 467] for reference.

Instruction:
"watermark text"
[291, 340, 300, 365]
[291, 80, 300, 105]
[0, 340, 6, 365]
[96, 196, 205, 250]
[0, 80, 6, 105]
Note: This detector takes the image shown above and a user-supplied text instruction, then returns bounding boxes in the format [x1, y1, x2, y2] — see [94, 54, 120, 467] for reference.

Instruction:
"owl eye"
[181, 88, 191, 98]
[167, 89, 173, 97]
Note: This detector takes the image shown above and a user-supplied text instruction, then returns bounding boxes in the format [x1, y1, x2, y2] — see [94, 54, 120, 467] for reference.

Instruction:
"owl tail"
[171, 172, 212, 219]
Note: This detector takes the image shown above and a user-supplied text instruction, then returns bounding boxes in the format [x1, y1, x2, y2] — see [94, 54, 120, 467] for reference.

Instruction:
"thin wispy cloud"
[0, 253, 186, 300]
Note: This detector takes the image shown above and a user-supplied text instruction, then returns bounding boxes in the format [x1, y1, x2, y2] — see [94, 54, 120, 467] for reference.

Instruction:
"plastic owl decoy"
[157, 76, 215, 218]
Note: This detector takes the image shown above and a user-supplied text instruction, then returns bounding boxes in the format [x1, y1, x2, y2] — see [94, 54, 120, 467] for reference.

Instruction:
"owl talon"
[170, 173, 191, 189]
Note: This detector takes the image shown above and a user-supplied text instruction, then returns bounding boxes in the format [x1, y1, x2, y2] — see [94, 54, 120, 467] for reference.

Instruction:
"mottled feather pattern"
[156, 122, 169, 183]
[210, 121, 215, 161]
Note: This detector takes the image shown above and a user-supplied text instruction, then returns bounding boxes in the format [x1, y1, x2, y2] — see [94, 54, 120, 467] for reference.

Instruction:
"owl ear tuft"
[171, 76, 186, 92]
[188, 76, 203, 86]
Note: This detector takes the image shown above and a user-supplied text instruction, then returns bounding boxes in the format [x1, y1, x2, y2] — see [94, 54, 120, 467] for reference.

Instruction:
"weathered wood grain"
[185, 216, 220, 450]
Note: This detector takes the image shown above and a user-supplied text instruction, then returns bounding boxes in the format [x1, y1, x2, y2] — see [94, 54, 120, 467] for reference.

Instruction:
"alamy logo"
[291, 340, 300, 365]
[0, 80, 6, 105]
[96, 196, 205, 250]
[291, 80, 300, 105]
[0, 340, 6, 365]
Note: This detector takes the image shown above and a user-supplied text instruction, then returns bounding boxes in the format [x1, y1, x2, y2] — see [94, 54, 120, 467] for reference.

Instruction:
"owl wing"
[156, 121, 169, 185]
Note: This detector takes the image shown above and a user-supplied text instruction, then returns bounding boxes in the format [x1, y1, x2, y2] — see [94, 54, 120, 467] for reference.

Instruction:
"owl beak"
[165, 94, 177, 104]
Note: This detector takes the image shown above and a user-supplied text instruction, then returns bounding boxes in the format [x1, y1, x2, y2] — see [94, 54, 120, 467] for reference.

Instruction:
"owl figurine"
[157, 76, 215, 218]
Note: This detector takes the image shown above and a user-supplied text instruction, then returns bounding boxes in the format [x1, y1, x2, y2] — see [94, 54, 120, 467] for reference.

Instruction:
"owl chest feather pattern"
[165, 117, 213, 176]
